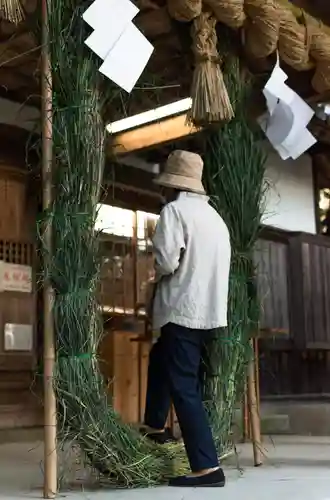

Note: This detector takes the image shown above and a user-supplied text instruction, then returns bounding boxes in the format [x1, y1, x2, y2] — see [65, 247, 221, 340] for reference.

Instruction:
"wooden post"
[253, 337, 260, 414]
[132, 211, 139, 314]
[242, 384, 249, 442]
[246, 339, 262, 466]
[41, 0, 57, 496]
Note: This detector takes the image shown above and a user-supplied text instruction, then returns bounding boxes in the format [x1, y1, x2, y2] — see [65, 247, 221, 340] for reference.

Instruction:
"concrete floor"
[1, 434, 330, 499]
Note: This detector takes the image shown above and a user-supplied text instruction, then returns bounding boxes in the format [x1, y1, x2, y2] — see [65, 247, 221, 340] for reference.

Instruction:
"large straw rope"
[0, 0, 24, 24]
[167, 0, 201, 22]
[168, 0, 330, 94]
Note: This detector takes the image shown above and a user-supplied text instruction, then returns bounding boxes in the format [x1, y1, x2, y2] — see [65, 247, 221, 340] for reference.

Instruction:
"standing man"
[143, 150, 231, 488]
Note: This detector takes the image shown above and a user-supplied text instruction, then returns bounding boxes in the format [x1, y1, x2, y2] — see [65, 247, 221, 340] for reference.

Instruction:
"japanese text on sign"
[0, 262, 32, 293]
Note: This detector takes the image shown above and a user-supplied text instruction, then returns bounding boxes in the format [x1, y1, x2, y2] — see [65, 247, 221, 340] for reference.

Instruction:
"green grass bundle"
[37, 0, 189, 487]
[202, 55, 267, 453]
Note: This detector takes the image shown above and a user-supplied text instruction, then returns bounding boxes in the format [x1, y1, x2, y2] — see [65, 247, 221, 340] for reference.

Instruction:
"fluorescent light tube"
[107, 97, 192, 134]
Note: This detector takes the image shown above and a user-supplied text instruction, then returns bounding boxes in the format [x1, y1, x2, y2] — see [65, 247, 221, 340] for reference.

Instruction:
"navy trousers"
[144, 322, 219, 472]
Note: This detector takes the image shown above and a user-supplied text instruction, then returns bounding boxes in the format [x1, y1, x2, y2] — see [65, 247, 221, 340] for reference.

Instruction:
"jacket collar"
[177, 191, 210, 202]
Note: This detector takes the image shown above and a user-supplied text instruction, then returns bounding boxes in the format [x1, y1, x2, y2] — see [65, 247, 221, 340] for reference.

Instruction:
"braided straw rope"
[188, 10, 234, 125]
[0, 0, 24, 24]
[169, 0, 330, 94]
[167, 0, 201, 21]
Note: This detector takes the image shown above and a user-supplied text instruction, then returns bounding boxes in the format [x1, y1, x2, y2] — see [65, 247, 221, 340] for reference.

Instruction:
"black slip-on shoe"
[141, 426, 177, 444]
[168, 468, 225, 488]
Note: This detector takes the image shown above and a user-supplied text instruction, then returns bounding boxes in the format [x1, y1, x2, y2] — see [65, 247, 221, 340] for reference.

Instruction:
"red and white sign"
[0, 262, 32, 293]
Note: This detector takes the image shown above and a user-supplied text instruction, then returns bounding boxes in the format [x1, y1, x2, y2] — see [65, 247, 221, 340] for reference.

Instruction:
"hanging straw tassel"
[187, 10, 234, 126]
[0, 0, 24, 24]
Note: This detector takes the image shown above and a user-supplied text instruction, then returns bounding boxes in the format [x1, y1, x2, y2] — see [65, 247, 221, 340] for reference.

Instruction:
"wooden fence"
[257, 229, 330, 396]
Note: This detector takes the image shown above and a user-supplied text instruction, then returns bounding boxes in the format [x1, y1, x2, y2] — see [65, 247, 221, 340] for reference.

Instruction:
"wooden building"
[1, 0, 330, 433]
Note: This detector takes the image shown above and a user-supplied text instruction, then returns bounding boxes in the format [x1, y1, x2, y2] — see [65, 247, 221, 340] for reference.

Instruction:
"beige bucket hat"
[153, 150, 206, 195]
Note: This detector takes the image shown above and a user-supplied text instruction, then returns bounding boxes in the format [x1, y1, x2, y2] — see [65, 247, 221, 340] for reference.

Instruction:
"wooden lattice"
[0, 240, 34, 266]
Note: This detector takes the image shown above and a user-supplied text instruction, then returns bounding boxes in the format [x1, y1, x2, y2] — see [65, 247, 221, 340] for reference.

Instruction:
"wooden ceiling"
[1, 0, 330, 104]
[2, 0, 330, 199]
[1, 0, 330, 141]
[0, 0, 39, 105]
[0, 0, 192, 110]
[293, 0, 330, 26]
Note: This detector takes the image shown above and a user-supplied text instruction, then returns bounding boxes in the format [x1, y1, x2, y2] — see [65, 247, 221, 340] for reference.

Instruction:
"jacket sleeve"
[152, 204, 185, 281]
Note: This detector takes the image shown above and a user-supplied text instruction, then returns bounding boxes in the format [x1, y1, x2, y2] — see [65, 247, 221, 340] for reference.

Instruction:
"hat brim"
[153, 172, 205, 195]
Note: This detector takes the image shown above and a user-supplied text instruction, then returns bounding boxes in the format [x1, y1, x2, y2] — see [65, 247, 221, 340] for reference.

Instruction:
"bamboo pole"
[246, 339, 262, 467]
[253, 337, 260, 414]
[132, 211, 138, 315]
[41, 0, 57, 496]
[242, 383, 249, 442]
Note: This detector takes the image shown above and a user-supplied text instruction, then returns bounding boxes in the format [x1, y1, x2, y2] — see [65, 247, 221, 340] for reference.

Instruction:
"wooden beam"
[109, 113, 199, 155]
[136, 0, 163, 10]
[0, 33, 38, 66]
[101, 186, 161, 214]
[109, 180, 161, 199]
[104, 160, 159, 191]
[313, 153, 330, 189]
[101, 160, 162, 212]
[0, 67, 37, 89]
[135, 7, 172, 38]
[292, 0, 330, 26]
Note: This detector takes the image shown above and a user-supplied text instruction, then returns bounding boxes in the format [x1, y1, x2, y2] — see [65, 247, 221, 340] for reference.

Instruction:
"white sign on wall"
[262, 150, 316, 234]
[4, 323, 33, 351]
[0, 262, 33, 293]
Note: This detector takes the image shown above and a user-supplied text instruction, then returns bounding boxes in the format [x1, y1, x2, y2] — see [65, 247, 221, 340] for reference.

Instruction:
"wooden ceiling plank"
[110, 113, 199, 155]
[102, 187, 161, 214]
[104, 159, 159, 192]
[136, 6, 172, 38]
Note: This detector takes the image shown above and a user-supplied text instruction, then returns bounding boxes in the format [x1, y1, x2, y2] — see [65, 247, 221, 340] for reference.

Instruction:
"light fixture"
[106, 97, 192, 134]
[315, 102, 330, 121]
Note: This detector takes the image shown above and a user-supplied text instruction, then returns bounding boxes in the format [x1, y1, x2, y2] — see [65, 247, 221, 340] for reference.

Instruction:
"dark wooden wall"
[97, 222, 330, 399]
[290, 234, 330, 349]
[257, 228, 330, 397]
[255, 237, 290, 332]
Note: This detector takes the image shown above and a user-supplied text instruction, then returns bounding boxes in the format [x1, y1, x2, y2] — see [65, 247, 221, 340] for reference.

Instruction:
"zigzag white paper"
[259, 56, 316, 160]
[82, 0, 154, 93]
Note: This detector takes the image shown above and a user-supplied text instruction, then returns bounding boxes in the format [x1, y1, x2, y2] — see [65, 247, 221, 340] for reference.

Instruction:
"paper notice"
[285, 129, 316, 160]
[4, 323, 33, 351]
[85, 28, 119, 60]
[99, 23, 154, 93]
[83, 0, 139, 60]
[82, 0, 138, 30]
[259, 56, 317, 160]
[263, 101, 294, 146]
[0, 262, 32, 293]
